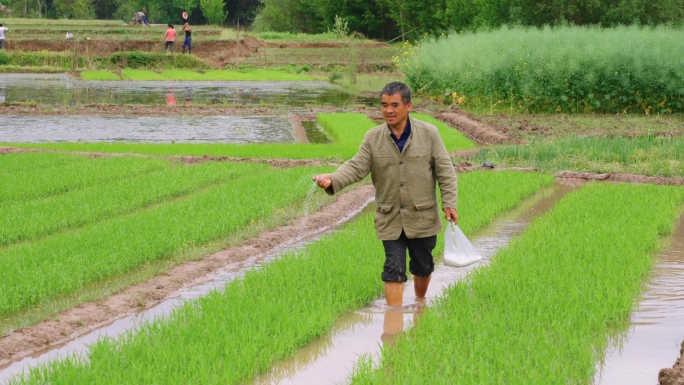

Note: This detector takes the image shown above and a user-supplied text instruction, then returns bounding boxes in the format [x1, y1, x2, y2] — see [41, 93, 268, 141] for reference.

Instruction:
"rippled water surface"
[0, 115, 295, 143]
[0, 74, 377, 106]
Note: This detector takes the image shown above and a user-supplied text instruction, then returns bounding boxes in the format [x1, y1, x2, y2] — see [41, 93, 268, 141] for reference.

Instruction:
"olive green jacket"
[326, 116, 458, 240]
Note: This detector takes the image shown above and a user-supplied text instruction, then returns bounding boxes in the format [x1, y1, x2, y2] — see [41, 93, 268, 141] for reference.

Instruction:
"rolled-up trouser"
[381, 230, 436, 282]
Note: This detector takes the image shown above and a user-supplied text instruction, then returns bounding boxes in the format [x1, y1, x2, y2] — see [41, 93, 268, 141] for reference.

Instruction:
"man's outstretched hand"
[313, 174, 332, 189]
[444, 207, 459, 224]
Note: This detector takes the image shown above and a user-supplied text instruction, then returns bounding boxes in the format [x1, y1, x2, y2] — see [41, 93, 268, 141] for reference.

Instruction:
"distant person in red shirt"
[165, 24, 176, 52]
[181, 11, 188, 24]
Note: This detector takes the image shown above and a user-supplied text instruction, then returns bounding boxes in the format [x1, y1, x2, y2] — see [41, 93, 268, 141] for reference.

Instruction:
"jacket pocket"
[377, 204, 393, 213]
[406, 147, 429, 158]
[415, 201, 435, 210]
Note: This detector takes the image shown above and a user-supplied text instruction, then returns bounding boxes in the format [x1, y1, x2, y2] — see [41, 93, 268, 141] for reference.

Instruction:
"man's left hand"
[443, 207, 458, 224]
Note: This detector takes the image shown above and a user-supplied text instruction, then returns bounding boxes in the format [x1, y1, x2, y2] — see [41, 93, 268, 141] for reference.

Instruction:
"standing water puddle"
[252, 181, 580, 385]
[0, 193, 375, 384]
[0, 74, 376, 106]
[595, 213, 684, 385]
[0, 115, 297, 143]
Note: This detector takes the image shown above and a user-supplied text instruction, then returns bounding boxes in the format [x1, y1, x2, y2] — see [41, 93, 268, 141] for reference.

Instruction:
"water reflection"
[0, 74, 377, 106]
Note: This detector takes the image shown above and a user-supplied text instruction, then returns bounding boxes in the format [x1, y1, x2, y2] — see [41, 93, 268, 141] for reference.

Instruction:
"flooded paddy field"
[0, 74, 376, 107]
[595, 213, 684, 385]
[0, 115, 303, 144]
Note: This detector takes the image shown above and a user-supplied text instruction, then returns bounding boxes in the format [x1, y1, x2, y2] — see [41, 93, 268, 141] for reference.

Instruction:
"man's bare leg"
[414, 275, 432, 298]
[384, 282, 404, 307]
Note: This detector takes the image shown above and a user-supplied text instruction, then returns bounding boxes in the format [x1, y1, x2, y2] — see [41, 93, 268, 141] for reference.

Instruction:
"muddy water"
[302, 121, 332, 144]
[0, 74, 376, 106]
[0, 115, 296, 143]
[252, 181, 581, 385]
[0, 196, 376, 384]
[595, 214, 684, 385]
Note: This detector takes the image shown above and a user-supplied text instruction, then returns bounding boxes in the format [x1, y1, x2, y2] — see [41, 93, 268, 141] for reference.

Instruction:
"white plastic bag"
[444, 222, 482, 268]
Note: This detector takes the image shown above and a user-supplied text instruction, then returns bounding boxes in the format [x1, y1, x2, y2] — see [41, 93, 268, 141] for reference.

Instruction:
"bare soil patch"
[6, 37, 266, 62]
[434, 111, 520, 145]
[0, 183, 375, 367]
[660, 341, 684, 385]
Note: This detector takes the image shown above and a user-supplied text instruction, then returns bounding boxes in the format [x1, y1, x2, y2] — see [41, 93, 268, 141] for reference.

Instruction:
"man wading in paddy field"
[313, 82, 458, 308]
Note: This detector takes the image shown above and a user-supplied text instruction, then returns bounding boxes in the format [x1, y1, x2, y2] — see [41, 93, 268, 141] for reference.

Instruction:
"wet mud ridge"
[0, 184, 375, 368]
[555, 171, 684, 186]
[660, 341, 684, 385]
[0, 146, 336, 168]
[435, 111, 521, 145]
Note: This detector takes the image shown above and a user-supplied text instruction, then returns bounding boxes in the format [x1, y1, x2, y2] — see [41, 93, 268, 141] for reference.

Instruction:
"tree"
[200, 0, 226, 25]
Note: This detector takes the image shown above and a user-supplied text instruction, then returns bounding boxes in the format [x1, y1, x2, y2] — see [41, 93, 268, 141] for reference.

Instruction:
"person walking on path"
[0, 24, 8, 50]
[313, 82, 458, 308]
[181, 11, 188, 24]
[181, 22, 192, 54]
[164, 24, 176, 53]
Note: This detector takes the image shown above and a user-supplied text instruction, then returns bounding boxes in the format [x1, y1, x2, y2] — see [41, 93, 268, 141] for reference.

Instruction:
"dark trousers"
[381, 231, 436, 282]
[165, 41, 174, 52]
[182, 37, 192, 54]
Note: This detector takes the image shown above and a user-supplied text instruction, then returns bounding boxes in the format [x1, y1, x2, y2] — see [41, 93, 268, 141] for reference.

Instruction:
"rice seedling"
[8, 170, 552, 384]
[0, 152, 91, 175]
[411, 113, 477, 150]
[0, 156, 170, 206]
[470, 134, 684, 178]
[120, 68, 167, 80]
[0, 160, 268, 246]
[0, 165, 334, 316]
[351, 183, 684, 384]
[402, 25, 684, 113]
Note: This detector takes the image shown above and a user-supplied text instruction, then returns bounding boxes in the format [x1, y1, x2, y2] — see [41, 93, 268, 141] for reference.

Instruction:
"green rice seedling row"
[0, 152, 92, 175]
[0, 159, 269, 247]
[411, 113, 477, 151]
[469, 134, 684, 178]
[10, 171, 552, 385]
[351, 182, 684, 384]
[0, 156, 170, 206]
[3, 113, 475, 160]
[0, 165, 333, 316]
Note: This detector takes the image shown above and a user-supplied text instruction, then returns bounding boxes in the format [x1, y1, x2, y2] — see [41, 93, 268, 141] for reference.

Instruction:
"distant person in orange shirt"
[181, 11, 188, 24]
[165, 24, 176, 52]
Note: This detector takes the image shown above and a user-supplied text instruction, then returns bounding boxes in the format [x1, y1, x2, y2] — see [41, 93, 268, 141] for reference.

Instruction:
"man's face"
[381, 93, 412, 127]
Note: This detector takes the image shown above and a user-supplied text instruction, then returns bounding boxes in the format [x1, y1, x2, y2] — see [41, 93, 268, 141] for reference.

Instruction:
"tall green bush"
[200, 0, 227, 26]
[402, 25, 684, 113]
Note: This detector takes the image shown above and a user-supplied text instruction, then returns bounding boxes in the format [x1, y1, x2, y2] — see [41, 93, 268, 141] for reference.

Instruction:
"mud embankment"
[0, 183, 375, 366]
[435, 111, 520, 145]
[554, 171, 684, 186]
[660, 341, 684, 385]
[0, 146, 334, 168]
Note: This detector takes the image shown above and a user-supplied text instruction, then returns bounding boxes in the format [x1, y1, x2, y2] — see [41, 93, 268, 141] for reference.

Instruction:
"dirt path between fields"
[554, 170, 684, 186]
[289, 114, 310, 144]
[0, 146, 336, 168]
[435, 111, 521, 145]
[660, 341, 684, 385]
[0, 183, 375, 367]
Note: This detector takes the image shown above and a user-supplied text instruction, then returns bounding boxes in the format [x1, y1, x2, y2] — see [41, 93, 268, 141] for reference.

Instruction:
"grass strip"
[0, 161, 269, 247]
[10, 170, 552, 384]
[351, 182, 684, 384]
[411, 113, 477, 150]
[114, 69, 313, 81]
[469, 134, 684, 178]
[0, 152, 91, 176]
[0, 165, 334, 316]
[0, 155, 170, 206]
